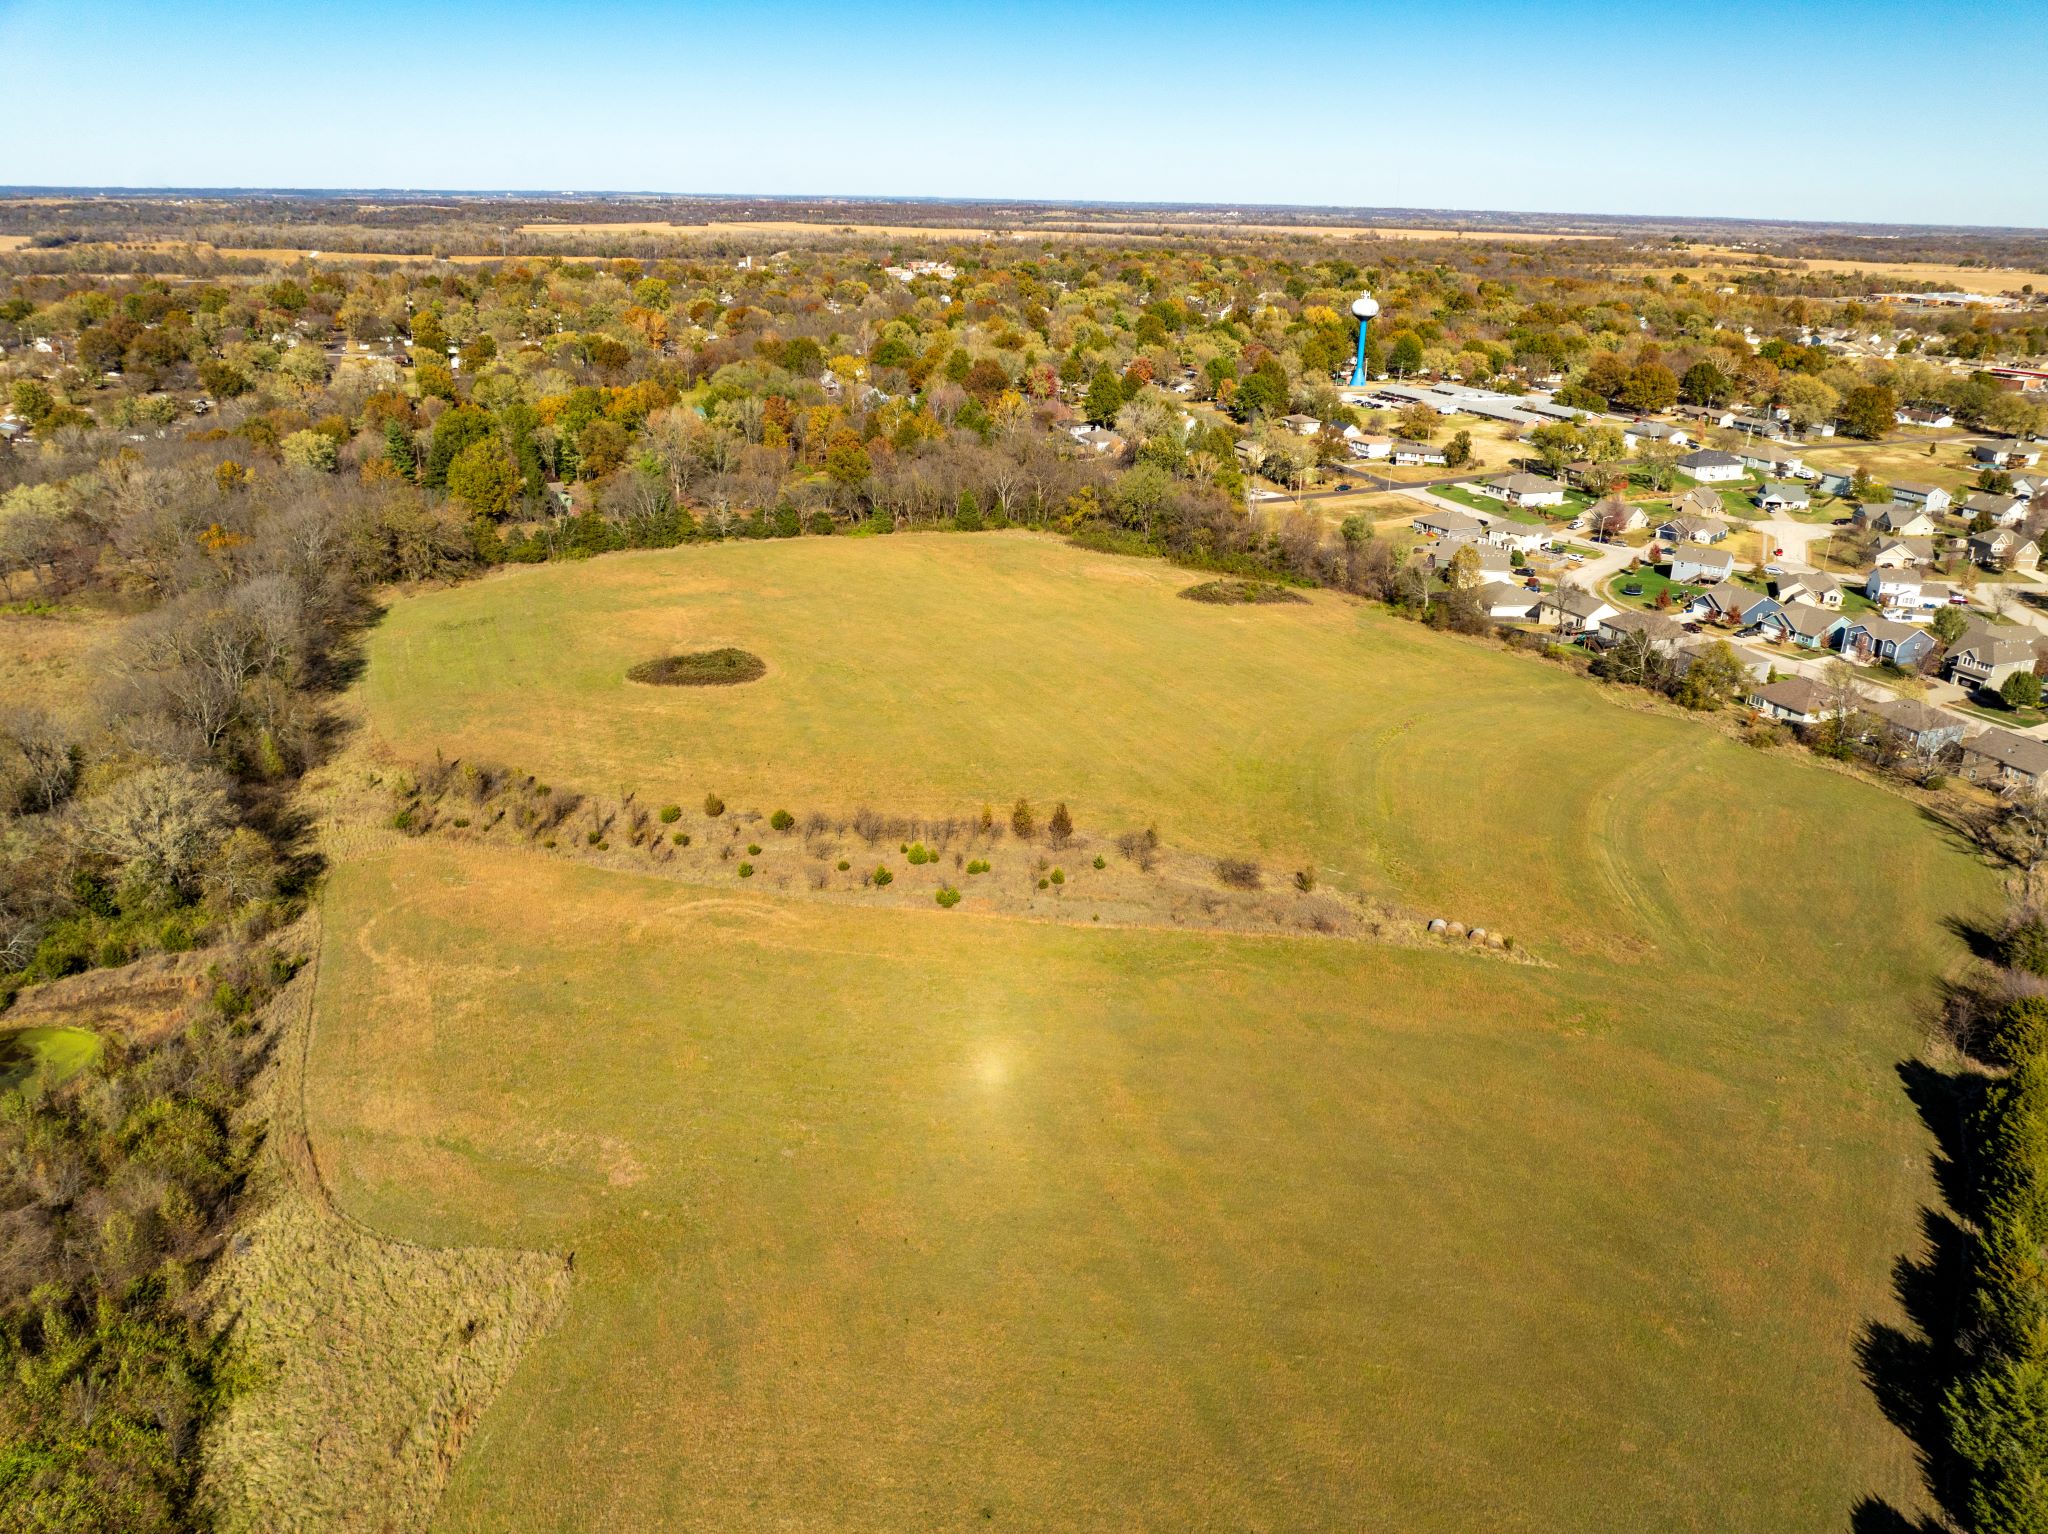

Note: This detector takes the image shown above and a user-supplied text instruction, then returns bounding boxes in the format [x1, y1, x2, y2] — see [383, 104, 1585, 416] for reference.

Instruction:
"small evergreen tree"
[1048, 802, 1073, 849]
[1010, 799, 1035, 840]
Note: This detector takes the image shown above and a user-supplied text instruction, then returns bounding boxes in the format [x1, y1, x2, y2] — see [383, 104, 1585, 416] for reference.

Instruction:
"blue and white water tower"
[1348, 292, 1380, 385]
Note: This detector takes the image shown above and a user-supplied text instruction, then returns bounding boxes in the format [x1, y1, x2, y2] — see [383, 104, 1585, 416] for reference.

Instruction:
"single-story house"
[1739, 445, 1811, 479]
[1975, 443, 2043, 470]
[1071, 426, 1124, 454]
[1479, 522, 1550, 557]
[1969, 530, 2041, 571]
[1669, 542, 1736, 584]
[1749, 676, 1857, 725]
[1755, 480, 1811, 512]
[1481, 588, 1543, 621]
[1657, 510, 1729, 545]
[1864, 695, 1966, 756]
[1391, 440, 1449, 467]
[1677, 405, 1737, 429]
[1623, 420, 1690, 449]
[2014, 474, 2044, 499]
[1840, 615, 1936, 669]
[1687, 583, 1780, 629]
[1589, 496, 1647, 538]
[1594, 609, 1688, 652]
[1962, 491, 2029, 528]
[1892, 481, 1953, 515]
[1898, 404, 1957, 428]
[1960, 728, 2048, 791]
[1863, 502, 1938, 537]
[1412, 507, 1487, 539]
[1672, 637, 1775, 683]
[1770, 570, 1842, 609]
[1535, 587, 1621, 635]
[1757, 600, 1849, 650]
[1948, 630, 2045, 692]
[1871, 537, 1935, 569]
[1676, 449, 1746, 483]
[1426, 536, 1517, 586]
[1478, 471, 1567, 509]
[1733, 414, 1791, 442]
[1344, 432, 1393, 460]
[1281, 413, 1322, 436]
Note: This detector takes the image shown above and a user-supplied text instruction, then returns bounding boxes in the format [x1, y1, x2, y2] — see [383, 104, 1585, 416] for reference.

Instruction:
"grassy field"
[314, 531, 2000, 1531]
[0, 603, 116, 713]
[0, 1025, 100, 1090]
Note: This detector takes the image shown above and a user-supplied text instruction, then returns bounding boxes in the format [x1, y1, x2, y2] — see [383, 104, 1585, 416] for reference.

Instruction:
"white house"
[1754, 480, 1810, 512]
[1477, 472, 1567, 509]
[1891, 481, 1953, 515]
[1669, 542, 1736, 584]
[1865, 568, 1925, 611]
[1534, 587, 1620, 634]
[1675, 449, 1746, 483]
[1480, 522, 1550, 557]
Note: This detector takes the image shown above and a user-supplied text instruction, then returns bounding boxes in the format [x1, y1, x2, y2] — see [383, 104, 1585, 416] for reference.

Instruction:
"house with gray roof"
[1769, 570, 1842, 608]
[1477, 471, 1567, 509]
[1411, 507, 1486, 539]
[1863, 502, 1939, 537]
[1892, 481, 1953, 515]
[1864, 695, 1966, 756]
[1754, 480, 1811, 512]
[1756, 600, 1849, 651]
[1975, 443, 2043, 470]
[1670, 542, 1736, 584]
[1676, 449, 1746, 483]
[1535, 586, 1620, 634]
[1840, 615, 1935, 669]
[1962, 491, 2028, 528]
[1686, 582, 1780, 629]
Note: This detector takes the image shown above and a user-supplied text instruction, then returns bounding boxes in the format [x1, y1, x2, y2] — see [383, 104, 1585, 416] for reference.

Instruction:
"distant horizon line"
[2, 187, 2044, 238]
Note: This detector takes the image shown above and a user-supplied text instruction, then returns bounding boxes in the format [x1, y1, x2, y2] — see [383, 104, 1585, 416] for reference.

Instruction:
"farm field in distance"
[304, 531, 1999, 1530]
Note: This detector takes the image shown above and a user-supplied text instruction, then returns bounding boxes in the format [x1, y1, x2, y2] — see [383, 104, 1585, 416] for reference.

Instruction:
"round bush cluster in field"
[627, 648, 767, 687]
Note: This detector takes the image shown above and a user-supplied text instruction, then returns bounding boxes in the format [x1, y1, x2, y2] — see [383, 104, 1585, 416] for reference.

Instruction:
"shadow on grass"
[1854, 1056, 1989, 1530]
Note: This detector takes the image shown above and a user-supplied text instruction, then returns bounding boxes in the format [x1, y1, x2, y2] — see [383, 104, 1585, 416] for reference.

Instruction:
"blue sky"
[2, 0, 2044, 228]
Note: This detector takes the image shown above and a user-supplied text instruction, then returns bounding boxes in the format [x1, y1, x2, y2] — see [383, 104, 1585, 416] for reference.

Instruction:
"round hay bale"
[1445, 921, 1467, 938]
[1426, 918, 1448, 933]
[1468, 926, 1487, 942]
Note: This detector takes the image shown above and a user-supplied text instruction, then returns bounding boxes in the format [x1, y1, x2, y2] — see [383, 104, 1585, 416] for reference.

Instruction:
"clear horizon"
[3, 0, 2044, 229]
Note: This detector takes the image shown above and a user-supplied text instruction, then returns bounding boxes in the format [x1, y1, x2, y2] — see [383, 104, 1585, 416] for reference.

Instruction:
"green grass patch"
[626, 647, 767, 687]
[1179, 578, 1309, 605]
[0, 1026, 100, 1092]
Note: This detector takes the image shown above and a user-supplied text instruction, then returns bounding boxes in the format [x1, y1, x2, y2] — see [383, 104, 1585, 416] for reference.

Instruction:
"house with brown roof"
[1593, 609, 1687, 652]
[1947, 627, 2046, 692]
[1749, 676, 1858, 724]
[1968, 530, 2041, 571]
[1960, 728, 2048, 791]
[1656, 510, 1729, 545]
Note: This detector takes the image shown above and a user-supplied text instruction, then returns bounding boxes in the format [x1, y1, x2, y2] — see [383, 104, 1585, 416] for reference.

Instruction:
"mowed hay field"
[317, 532, 1998, 1531]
